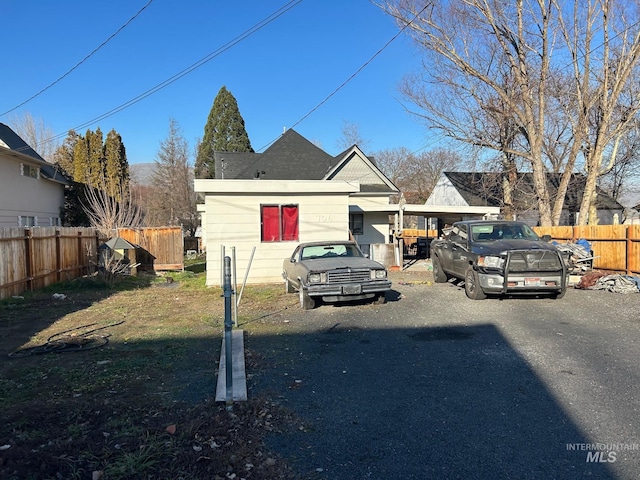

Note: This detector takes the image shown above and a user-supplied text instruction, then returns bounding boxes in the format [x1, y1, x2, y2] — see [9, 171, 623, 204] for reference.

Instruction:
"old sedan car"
[282, 241, 392, 309]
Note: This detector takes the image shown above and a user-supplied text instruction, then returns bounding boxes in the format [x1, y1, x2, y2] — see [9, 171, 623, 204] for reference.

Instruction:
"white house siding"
[196, 180, 359, 286]
[0, 154, 64, 227]
[425, 176, 469, 207]
[331, 153, 384, 185]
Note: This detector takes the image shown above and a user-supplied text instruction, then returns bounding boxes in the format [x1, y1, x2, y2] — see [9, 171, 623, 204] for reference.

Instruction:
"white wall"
[425, 176, 469, 207]
[0, 154, 64, 227]
[197, 180, 358, 285]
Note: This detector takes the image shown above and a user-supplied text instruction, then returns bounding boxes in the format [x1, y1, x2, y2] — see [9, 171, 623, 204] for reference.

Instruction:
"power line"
[258, 4, 431, 152]
[30, 0, 304, 150]
[0, 0, 154, 117]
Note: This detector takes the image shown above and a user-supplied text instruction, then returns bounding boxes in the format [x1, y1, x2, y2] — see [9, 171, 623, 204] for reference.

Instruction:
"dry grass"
[0, 268, 301, 480]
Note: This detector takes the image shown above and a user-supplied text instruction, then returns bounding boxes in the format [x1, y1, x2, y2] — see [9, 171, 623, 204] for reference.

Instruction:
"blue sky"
[1, 0, 437, 163]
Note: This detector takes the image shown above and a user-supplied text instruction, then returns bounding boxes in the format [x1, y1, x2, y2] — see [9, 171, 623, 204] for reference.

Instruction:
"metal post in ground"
[223, 255, 234, 410]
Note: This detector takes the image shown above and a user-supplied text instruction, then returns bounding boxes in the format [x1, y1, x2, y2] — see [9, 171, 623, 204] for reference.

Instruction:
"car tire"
[375, 292, 387, 305]
[552, 287, 567, 299]
[299, 286, 316, 310]
[432, 255, 450, 283]
[285, 277, 295, 294]
[465, 267, 487, 300]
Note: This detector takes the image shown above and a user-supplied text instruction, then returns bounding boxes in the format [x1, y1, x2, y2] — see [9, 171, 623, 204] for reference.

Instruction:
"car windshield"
[471, 224, 540, 242]
[300, 244, 362, 260]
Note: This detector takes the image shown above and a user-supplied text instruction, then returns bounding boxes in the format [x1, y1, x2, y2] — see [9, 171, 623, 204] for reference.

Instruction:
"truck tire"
[432, 255, 450, 283]
[552, 287, 567, 299]
[299, 286, 316, 310]
[465, 267, 487, 300]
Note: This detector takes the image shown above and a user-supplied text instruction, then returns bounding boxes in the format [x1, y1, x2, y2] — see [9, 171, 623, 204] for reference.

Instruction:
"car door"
[449, 224, 471, 277]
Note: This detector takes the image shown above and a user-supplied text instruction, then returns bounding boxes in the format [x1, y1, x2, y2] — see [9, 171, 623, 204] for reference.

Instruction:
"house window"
[50, 217, 61, 226]
[349, 213, 364, 235]
[261, 204, 299, 242]
[21, 164, 39, 179]
[18, 216, 36, 227]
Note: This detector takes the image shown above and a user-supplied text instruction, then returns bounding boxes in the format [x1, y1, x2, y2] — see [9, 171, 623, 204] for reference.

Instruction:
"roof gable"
[212, 129, 397, 193]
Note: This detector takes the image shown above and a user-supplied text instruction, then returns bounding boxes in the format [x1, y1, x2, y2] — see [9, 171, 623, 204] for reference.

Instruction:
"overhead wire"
[257, 3, 431, 152]
[23, 0, 304, 152]
[0, 0, 155, 117]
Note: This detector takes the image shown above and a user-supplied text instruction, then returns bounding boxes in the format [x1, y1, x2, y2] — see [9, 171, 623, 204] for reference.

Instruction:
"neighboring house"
[426, 171, 624, 226]
[0, 123, 70, 228]
[195, 129, 400, 285]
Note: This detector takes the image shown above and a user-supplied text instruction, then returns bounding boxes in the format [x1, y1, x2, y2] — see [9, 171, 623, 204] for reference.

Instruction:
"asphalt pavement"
[245, 265, 640, 480]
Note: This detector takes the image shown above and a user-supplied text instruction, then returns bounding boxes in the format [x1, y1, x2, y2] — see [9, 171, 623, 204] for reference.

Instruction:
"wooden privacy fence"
[533, 225, 640, 275]
[0, 227, 98, 301]
[113, 227, 184, 271]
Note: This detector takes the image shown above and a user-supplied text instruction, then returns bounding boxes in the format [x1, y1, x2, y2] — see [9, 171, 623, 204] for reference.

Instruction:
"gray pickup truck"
[430, 220, 568, 300]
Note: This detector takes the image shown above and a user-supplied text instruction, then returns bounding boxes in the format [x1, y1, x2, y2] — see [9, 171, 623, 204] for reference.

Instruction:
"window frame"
[349, 213, 364, 235]
[260, 204, 299, 243]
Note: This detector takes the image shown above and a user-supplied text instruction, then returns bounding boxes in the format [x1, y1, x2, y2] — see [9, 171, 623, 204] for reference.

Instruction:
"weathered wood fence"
[0, 226, 185, 301]
[533, 225, 640, 275]
[113, 227, 184, 271]
[0, 227, 98, 300]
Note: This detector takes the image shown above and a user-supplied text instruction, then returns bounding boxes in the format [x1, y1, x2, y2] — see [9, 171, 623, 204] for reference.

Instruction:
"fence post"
[24, 228, 33, 292]
[56, 229, 61, 283]
[626, 227, 632, 275]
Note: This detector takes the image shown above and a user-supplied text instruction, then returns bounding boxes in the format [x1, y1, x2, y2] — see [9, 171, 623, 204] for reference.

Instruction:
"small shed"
[99, 237, 140, 275]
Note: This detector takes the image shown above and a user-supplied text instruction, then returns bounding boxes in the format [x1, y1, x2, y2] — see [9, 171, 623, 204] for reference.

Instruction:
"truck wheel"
[552, 287, 567, 299]
[432, 255, 450, 283]
[465, 267, 487, 300]
[285, 277, 295, 293]
[299, 286, 316, 310]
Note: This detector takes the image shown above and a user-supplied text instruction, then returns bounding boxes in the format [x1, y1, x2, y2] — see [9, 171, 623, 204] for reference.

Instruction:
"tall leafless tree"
[9, 112, 60, 162]
[381, 0, 640, 225]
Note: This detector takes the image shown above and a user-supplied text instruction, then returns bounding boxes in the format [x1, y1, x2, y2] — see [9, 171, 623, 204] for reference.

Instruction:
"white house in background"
[195, 129, 400, 286]
[426, 171, 624, 226]
[0, 123, 70, 228]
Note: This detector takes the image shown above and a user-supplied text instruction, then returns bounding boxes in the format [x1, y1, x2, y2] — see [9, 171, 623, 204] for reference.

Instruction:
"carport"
[376, 203, 502, 265]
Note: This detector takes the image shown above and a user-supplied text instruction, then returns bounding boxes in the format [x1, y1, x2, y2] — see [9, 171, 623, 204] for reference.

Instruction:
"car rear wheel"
[432, 255, 450, 283]
[465, 267, 486, 300]
[299, 286, 316, 310]
[285, 277, 295, 293]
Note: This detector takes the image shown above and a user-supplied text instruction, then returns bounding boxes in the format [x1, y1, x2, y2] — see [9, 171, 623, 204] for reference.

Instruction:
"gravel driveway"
[245, 266, 640, 480]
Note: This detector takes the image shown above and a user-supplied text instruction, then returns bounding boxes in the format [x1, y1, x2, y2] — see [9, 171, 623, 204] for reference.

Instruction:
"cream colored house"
[195, 129, 400, 286]
[0, 123, 69, 228]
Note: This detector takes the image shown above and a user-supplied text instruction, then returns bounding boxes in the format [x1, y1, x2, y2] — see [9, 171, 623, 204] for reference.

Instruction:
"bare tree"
[81, 180, 143, 238]
[381, 0, 640, 225]
[148, 118, 198, 235]
[9, 112, 60, 162]
[374, 146, 462, 204]
[336, 121, 371, 152]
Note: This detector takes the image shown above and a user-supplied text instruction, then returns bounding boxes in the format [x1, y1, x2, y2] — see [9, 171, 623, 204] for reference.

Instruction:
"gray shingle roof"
[444, 172, 622, 211]
[0, 123, 70, 185]
[214, 129, 336, 180]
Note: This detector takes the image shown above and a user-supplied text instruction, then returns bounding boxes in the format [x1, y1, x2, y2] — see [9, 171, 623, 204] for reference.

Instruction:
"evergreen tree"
[73, 134, 89, 183]
[104, 129, 129, 200]
[195, 86, 253, 178]
[87, 127, 104, 187]
[52, 130, 79, 177]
